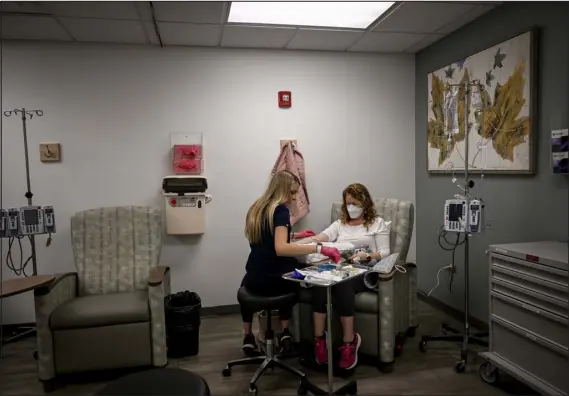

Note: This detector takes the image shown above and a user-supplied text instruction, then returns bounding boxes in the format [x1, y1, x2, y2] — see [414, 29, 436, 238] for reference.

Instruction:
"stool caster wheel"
[248, 384, 257, 395]
[221, 367, 231, 377]
[297, 382, 307, 396]
[454, 360, 466, 373]
[33, 350, 38, 360]
[418, 340, 427, 353]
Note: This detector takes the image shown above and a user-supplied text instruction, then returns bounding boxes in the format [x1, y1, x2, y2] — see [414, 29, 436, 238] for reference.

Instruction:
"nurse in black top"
[240, 170, 341, 356]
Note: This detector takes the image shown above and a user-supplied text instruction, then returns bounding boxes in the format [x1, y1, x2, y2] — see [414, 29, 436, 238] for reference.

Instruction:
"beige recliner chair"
[33, 206, 170, 392]
[292, 198, 418, 372]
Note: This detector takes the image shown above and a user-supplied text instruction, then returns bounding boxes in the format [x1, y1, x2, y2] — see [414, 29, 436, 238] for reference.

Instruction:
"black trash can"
[164, 291, 202, 358]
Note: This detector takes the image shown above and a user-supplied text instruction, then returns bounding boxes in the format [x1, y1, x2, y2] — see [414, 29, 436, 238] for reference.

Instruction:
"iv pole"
[3, 108, 43, 276]
[1, 108, 44, 345]
[419, 82, 488, 373]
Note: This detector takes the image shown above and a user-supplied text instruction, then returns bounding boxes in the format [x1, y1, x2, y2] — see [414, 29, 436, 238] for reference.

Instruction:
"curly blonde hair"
[339, 183, 377, 228]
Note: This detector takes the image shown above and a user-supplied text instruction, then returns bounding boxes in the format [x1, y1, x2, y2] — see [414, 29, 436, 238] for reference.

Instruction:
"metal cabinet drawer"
[491, 318, 568, 394]
[492, 279, 568, 319]
[491, 254, 568, 290]
[491, 266, 568, 304]
[491, 292, 568, 349]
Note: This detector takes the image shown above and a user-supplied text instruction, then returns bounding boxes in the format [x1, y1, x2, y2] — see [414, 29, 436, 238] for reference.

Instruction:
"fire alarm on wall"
[278, 91, 292, 108]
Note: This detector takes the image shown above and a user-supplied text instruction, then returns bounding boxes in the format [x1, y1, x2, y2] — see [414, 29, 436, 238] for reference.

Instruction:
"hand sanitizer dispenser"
[163, 175, 211, 235]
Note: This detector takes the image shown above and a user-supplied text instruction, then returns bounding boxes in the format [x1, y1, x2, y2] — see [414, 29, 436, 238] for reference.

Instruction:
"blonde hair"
[245, 170, 300, 244]
[339, 183, 377, 228]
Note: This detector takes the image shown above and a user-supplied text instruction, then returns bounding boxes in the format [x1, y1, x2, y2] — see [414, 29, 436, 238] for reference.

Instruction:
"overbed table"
[283, 264, 368, 396]
[1, 275, 55, 344]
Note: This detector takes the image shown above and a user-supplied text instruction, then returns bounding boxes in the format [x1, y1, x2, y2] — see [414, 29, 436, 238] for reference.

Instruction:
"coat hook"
[280, 139, 297, 149]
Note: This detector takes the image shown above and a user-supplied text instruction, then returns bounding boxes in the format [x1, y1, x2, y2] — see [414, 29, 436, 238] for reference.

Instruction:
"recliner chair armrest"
[376, 260, 416, 282]
[34, 272, 77, 297]
[148, 266, 170, 287]
[148, 265, 171, 367]
[33, 272, 78, 381]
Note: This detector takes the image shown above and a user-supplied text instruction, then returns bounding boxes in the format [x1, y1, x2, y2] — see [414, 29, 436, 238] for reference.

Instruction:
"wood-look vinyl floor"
[0, 300, 535, 395]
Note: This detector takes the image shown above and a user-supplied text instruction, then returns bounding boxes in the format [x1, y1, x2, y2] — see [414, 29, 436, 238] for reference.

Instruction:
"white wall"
[1, 42, 415, 324]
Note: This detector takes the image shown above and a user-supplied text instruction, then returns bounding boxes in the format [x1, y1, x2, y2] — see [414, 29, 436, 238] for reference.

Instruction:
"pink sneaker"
[338, 333, 361, 370]
[314, 333, 328, 364]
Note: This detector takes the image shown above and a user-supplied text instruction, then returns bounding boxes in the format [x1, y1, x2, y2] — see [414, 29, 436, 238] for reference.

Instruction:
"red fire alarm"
[278, 91, 292, 108]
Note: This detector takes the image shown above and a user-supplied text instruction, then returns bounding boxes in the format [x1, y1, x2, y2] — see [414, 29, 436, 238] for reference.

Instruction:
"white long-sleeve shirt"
[321, 216, 391, 258]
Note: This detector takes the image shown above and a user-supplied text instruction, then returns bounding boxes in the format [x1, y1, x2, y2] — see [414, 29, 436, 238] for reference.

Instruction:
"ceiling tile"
[158, 22, 221, 46]
[0, 2, 48, 14]
[349, 32, 427, 53]
[59, 18, 147, 43]
[135, 2, 153, 22]
[222, 25, 296, 49]
[286, 29, 364, 51]
[404, 34, 445, 53]
[1, 15, 71, 41]
[373, 2, 476, 34]
[153, 1, 225, 24]
[142, 22, 160, 45]
[436, 4, 495, 34]
[46, 1, 141, 20]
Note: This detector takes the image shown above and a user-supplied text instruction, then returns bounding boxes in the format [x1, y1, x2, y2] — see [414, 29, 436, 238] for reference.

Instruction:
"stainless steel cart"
[283, 264, 369, 396]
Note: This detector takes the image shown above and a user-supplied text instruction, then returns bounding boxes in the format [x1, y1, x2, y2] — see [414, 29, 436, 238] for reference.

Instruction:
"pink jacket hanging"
[271, 142, 310, 225]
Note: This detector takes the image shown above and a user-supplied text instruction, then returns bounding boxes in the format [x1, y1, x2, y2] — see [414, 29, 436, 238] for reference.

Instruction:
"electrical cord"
[438, 225, 465, 292]
[4, 232, 53, 277]
[427, 225, 466, 297]
[5, 235, 35, 277]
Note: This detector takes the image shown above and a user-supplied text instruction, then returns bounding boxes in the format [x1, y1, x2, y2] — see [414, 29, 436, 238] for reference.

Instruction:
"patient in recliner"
[294, 183, 391, 370]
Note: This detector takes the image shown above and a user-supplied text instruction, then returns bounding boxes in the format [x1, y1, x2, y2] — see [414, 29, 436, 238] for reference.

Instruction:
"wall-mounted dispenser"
[551, 129, 568, 174]
[163, 175, 211, 235]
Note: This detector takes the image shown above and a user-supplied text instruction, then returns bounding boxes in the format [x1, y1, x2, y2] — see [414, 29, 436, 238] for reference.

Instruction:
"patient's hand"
[350, 251, 369, 262]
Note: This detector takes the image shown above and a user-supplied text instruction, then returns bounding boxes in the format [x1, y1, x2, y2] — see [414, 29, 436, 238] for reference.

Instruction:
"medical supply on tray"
[292, 264, 367, 285]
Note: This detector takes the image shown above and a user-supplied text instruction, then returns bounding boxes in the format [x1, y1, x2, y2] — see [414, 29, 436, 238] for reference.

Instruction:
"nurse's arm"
[275, 226, 319, 257]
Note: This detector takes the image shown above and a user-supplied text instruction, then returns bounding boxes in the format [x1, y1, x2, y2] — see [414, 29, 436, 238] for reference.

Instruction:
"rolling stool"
[96, 368, 210, 395]
[222, 287, 319, 395]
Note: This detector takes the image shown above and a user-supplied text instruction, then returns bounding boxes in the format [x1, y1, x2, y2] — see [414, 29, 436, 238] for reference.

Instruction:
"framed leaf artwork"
[427, 29, 538, 174]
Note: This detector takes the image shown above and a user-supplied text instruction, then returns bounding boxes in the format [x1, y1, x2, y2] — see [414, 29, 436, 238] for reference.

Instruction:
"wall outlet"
[39, 143, 61, 162]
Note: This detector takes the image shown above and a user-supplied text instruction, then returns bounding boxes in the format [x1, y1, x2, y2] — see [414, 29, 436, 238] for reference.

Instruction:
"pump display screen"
[24, 210, 39, 225]
[471, 205, 480, 210]
[448, 203, 463, 221]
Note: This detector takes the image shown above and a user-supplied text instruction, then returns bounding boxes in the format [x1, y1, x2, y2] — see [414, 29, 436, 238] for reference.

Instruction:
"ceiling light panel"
[228, 2, 394, 29]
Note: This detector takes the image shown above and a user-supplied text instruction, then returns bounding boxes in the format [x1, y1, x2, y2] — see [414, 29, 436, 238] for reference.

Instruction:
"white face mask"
[347, 204, 363, 219]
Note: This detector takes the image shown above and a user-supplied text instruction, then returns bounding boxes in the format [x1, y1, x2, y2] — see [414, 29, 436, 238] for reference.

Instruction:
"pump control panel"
[19, 206, 44, 236]
[43, 205, 56, 233]
[0, 209, 6, 237]
[7, 208, 21, 237]
[0, 205, 56, 237]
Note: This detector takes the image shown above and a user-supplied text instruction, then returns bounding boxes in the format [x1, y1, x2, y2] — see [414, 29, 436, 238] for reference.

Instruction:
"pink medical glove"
[295, 229, 316, 239]
[321, 247, 342, 264]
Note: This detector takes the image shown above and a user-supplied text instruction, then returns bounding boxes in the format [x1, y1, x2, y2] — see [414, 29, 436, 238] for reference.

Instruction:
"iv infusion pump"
[444, 198, 483, 233]
[0, 205, 56, 238]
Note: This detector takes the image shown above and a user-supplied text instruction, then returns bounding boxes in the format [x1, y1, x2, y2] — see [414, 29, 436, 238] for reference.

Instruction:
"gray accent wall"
[414, 2, 569, 321]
